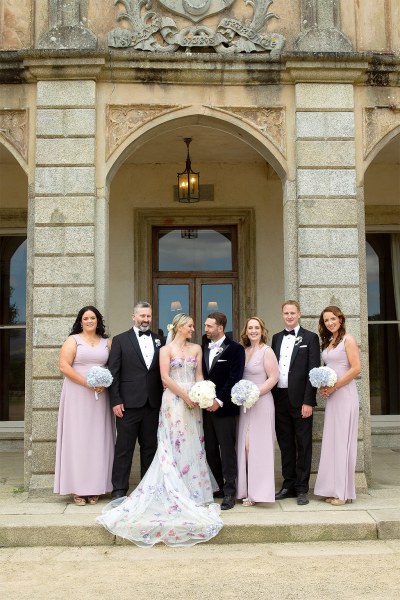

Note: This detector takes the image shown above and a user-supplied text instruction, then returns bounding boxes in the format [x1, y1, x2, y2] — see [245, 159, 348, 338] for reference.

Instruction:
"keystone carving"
[106, 104, 186, 157]
[108, 0, 285, 54]
[0, 110, 28, 161]
[211, 106, 286, 156]
[364, 106, 400, 158]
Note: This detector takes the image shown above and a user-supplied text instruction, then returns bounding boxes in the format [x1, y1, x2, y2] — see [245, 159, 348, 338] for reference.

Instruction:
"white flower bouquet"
[309, 366, 337, 388]
[231, 379, 260, 411]
[189, 380, 216, 409]
[86, 366, 113, 400]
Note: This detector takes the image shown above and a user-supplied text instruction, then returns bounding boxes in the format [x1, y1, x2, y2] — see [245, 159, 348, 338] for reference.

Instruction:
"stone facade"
[0, 0, 399, 494]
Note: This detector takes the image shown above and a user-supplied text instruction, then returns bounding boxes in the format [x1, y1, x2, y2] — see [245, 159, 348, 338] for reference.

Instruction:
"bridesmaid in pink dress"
[314, 306, 361, 506]
[237, 317, 279, 505]
[54, 306, 115, 505]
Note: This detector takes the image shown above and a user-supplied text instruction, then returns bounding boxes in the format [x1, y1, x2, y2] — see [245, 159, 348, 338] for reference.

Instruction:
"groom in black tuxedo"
[108, 301, 164, 500]
[202, 312, 245, 510]
[272, 300, 320, 505]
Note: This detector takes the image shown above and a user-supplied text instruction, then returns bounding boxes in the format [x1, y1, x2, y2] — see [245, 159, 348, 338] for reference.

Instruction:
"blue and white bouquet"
[189, 380, 216, 409]
[309, 366, 337, 389]
[86, 366, 113, 400]
[231, 379, 260, 411]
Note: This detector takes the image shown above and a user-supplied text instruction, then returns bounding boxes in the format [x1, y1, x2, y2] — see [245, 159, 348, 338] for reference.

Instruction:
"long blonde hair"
[168, 313, 192, 342]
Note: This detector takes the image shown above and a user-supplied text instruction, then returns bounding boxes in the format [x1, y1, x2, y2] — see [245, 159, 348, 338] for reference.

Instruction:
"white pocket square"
[217, 359, 227, 362]
[299, 345, 307, 348]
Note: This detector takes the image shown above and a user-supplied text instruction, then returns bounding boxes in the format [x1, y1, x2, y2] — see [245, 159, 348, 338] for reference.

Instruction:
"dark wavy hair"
[240, 316, 269, 347]
[70, 306, 108, 338]
[318, 305, 346, 351]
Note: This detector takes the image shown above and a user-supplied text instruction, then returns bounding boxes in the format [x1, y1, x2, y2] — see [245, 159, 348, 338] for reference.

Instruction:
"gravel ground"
[1, 540, 400, 600]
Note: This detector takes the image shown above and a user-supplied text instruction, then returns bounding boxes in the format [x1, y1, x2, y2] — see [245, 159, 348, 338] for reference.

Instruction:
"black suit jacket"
[271, 326, 320, 408]
[108, 329, 165, 409]
[202, 336, 245, 417]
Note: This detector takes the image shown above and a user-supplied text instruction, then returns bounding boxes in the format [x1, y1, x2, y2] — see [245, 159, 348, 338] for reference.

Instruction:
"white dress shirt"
[208, 335, 225, 407]
[277, 325, 300, 389]
[134, 327, 154, 370]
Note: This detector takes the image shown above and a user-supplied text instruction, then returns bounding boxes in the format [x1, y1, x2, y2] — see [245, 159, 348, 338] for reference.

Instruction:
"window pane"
[0, 236, 27, 325]
[157, 284, 190, 337]
[0, 329, 25, 421]
[369, 324, 400, 415]
[366, 241, 380, 319]
[158, 229, 232, 271]
[202, 284, 233, 337]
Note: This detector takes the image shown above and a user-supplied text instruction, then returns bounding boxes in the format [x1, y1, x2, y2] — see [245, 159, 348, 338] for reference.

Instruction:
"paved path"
[1, 540, 400, 600]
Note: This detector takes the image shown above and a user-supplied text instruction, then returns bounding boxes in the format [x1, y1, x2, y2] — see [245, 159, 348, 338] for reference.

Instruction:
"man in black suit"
[271, 300, 320, 506]
[202, 312, 245, 510]
[108, 301, 164, 500]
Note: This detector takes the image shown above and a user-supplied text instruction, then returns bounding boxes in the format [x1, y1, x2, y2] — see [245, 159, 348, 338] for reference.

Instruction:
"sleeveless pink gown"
[237, 346, 275, 502]
[314, 337, 359, 501]
[54, 335, 115, 496]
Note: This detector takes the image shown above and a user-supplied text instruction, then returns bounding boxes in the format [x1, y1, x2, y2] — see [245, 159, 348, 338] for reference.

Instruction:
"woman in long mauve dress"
[314, 306, 360, 506]
[54, 306, 115, 505]
[237, 317, 279, 505]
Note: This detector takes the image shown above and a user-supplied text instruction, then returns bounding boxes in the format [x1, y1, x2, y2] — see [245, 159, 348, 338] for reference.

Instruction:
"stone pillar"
[27, 80, 97, 494]
[295, 82, 369, 489]
[294, 0, 353, 52]
[38, 0, 97, 49]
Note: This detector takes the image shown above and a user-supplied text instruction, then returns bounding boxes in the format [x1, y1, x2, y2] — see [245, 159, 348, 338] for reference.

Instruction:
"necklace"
[81, 334, 97, 347]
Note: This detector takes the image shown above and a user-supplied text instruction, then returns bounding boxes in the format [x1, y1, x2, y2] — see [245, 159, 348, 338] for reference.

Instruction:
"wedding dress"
[96, 357, 223, 547]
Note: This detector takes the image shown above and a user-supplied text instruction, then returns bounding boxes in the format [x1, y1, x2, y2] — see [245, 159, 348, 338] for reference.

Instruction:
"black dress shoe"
[221, 496, 235, 510]
[275, 487, 297, 500]
[111, 490, 126, 500]
[296, 492, 309, 506]
[213, 490, 224, 498]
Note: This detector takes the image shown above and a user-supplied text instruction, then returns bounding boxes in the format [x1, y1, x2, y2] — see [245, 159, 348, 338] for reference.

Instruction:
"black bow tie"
[284, 330, 296, 336]
[139, 330, 151, 337]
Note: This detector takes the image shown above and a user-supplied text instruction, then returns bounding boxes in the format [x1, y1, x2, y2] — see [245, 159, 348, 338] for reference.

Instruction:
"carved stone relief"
[106, 104, 186, 158]
[0, 110, 28, 161]
[38, 0, 97, 49]
[364, 106, 400, 159]
[210, 106, 286, 156]
[294, 0, 352, 53]
[108, 0, 285, 54]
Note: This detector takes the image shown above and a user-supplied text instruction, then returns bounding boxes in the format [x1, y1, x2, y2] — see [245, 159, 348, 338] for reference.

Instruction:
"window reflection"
[368, 324, 400, 415]
[158, 284, 190, 337]
[366, 241, 380, 319]
[202, 284, 233, 337]
[158, 229, 232, 271]
[0, 237, 27, 325]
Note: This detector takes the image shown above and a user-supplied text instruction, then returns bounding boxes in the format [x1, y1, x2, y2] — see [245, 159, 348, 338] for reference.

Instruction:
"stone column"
[27, 80, 97, 494]
[295, 83, 369, 489]
[294, 0, 353, 52]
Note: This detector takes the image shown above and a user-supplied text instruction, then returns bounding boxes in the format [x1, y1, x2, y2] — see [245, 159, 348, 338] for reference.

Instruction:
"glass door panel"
[0, 235, 27, 422]
[201, 283, 234, 338]
[156, 283, 191, 338]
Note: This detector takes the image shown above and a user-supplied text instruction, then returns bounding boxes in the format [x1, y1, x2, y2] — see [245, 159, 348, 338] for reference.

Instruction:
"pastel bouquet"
[309, 366, 337, 388]
[86, 366, 113, 400]
[231, 379, 260, 411]
[189, 380, 216, 409]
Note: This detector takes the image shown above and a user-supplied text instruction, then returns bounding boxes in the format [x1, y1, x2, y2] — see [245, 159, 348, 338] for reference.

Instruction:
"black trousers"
[203, 411, 238, 497]
[274, 388, 313, 493]
[111, 403, 159, 495]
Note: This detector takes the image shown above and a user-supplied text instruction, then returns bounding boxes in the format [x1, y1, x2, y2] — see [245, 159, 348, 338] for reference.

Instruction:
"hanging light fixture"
[177, 138, 200, 203]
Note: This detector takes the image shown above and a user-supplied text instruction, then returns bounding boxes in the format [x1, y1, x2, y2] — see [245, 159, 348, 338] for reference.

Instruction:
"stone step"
[1, 496, 400, 547]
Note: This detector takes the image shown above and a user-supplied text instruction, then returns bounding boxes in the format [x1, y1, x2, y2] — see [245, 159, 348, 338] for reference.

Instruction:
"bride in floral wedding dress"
[96, 313, 223, 547]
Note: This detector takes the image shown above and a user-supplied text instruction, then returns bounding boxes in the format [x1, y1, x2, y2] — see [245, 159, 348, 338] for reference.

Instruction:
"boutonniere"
[215, 347, 224, 355]
[294, 336, 303, 346]
[155, 339, 161, 347]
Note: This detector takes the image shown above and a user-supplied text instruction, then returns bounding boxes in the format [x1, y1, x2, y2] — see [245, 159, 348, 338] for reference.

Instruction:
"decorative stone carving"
[106, 104, 186, 158]
[211, 106, 286, 156]
[294, 0, 352, 53]
[0, 110, 28, 161]
[38, 0, 97, 49]
[108, 0, 285, 54]
[364, 106, 400, 158]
